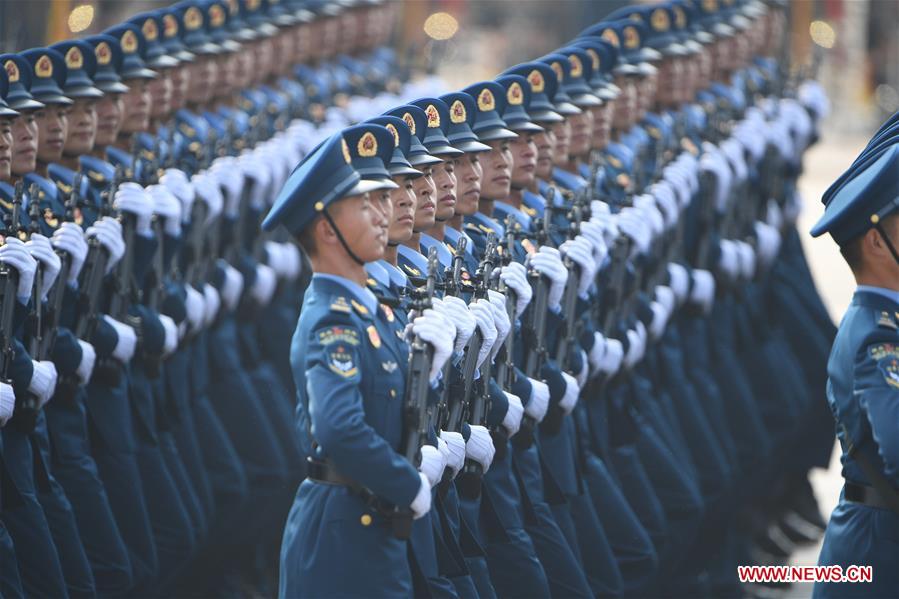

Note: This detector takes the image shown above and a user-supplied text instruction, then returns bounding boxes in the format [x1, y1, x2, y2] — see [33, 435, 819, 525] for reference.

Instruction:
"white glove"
[0, 382, 14, 427]
[754, 221, 781, 268]
[616, 210, 651, 254]
[529, 247, 567, 310]
[29, 360, 57, 408]
[75, 340, 96, 385]
[418, 444, 445, 488]
[689, 269, 716, 314]
[654, 285, 676, 320]
[219, 261, 245, 312]
[435, 295, 475, 354]
[766, 199, 784, 231]
[103, 315, 137, 363]
[184, 285, 205, 336]
[734, 240, 756, 280]
[25, 234, 61, 300]
[439, 430, 466, 479]
[579, 220, 609, 263]
[559, 371, 579, 415]
[560, 235, 598, 296]
[202, 283, 221, 326]
[263, 242, 285, 277]
[575, 349, 589, 388]
[158, 314, 178, 358]
[427, 298, 457, 352]
[146, 184, 183, 237]
[597, 337, 624, 376]
[499, 262, 532, 319]
[624, 328, 642, 369]
[525, 377, 550, 422]
[209, 157, 245, 218]
[113, 182, 153, 236]
[280, 242, 302, 280]
[469, 300, 497, 368]
[588, 332, 606, 378]
[411, 309, 454, 382]
[502, 392, 523, 437]
[190, 173, 224, 226]
[466, 425, 496, 472]
[250, 263, 277, 307]
[410, 472, 432, 520]
[717, 239, 739, 282]
[649, 301, 668, 341]
[667, 262, 689, 306]
[51, 223, 88, 283]
[487, 290, 511, 360]
[85, 217, 126, 273]
[0, 238, 37, 299]
[160, 168, 195, 224]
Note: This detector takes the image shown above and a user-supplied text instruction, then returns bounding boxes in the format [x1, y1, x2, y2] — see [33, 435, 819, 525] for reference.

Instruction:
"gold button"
[360, 513, 372, 526]
[389, 389, 396, 398]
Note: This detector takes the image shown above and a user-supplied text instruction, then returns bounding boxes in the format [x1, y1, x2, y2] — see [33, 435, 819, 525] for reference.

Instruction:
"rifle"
[523, 188, 555, 379]
[456, 235, 499, 499]
[26, 184, 43, 361]
[401, 247, 438, 464]
[438, 236, 467, 433]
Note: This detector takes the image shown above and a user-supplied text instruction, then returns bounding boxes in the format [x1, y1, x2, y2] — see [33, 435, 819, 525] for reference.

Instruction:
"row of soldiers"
[0, 0, 835, 597]
[262, 0, 838, 598]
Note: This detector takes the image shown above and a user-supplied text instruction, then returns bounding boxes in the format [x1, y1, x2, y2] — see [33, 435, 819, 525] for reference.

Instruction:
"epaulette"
[876, 310, 898, 330]
[79, 155, 115, 186]
[401, 262, 421, 277]
[330, 296, 352, 314]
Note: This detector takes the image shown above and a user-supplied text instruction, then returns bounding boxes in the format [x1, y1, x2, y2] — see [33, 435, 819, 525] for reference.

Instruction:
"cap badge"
[385, 123, 400, 145]
[341, 138, 352, 163]
[142, 18, 159, 41]
[601, 29, 620, 47]
[550, 62, 563, 83]
[402, 112, 416, 134]
[210, 4, 226, 27]
[121, 29, 139, 53]
[65, 47, 83, 70]
[477, 89, 495, 112]
[528, 70, 544, 93]
[4, 60, 19, 83]
[450, 100, 466, 123]
[507, 82, 523, 106]
[35, 55, 53, 78]
[569, 54, 583, 77]
[623, 25, 640, 49]
[163, 14, 179, 37]
[587, 48, 600, 70]
[426, 104, 440, 127]
[651, 9, 670, 32]
[184, 7, 203, 31]
[358, 131, 378, 157]
[95, 42, 112, 65]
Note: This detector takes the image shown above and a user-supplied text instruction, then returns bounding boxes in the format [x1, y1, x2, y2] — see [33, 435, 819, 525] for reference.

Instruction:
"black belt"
[845, 482, 899, 512]
[306, 458, 413, 540]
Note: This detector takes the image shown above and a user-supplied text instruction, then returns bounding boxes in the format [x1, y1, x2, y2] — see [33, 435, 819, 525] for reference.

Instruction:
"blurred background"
[2, 0, 894, 593]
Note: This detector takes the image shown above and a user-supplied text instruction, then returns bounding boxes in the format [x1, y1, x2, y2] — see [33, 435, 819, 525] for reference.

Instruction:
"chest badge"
[382, 360, 398, 373]
[381, 304, 395, 322]
[367, 325, 381, 348]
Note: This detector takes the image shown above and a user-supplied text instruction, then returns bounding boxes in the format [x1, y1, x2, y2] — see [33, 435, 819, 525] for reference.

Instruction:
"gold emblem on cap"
[651, 8, 670, 32]
[623, 25, 640, 49]
[528, 70, 545, 93]
[385, 123, 400, 145]
[5, 60, 19, 83]
[402, 112, 416, 135]
[184, 6, 203, 31]
[586, 48, 600, 70]
[358, 131, 378, 157]
[601, 29, 620, 47]
[210, 4, 225, 27]
[247, 0, 261, 10]
[477, 89, 495, 112]
[341, 138, 351, 164]
[550, 62, 563, 83]
[121, 29, 139, 53]
[64, 47, 83, 70]
[702, 0, 718, 12]
[425, 104, 440, 127]
[35, 55, 53, 78]
[507, 82, 523, 106]
[226, 0, 238, 15]
[163, 14, 179, 37]
[95, 42, 112, 65]
[569, 54, 583, 77]
[450, 100, 466, 123]
[673, 6, 687, 28]
[142, 18, 159, 41]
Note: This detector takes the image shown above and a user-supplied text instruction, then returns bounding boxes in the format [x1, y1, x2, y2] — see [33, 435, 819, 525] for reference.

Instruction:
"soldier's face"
[454, 153, 481, 216]
[432, 157, 457, 222]
[233, 48, 254, 90]
[612, 76, 636, 130]
[64, 98, 97, 157]
[0, 117, 12, 180]
[187, 56, 214, 104]
[388, 174, 415, 243]
[480, 139, 512, 201]
[550, 120, 570, 165]
[322, 16, 340, 59]
[533, 128, 554, 180]
[590, 101, 613, 150]
[411, 164, 436, 231]
[120, 78, 151, 133]
[294, 23, 312, 65]
[95, 93, 124, 147]
[370, 188, 392, 246]
[214, 53, 237, 98]
[308, 20, 325, 63]
[148, 69, 173, 119]
[169, 65, 189, 112]
[510, 133, 536, 189]
[657, 57, 683, 107]
[326, 192, 385, 262]
[638, 72, 656, 116]
[276, 29, 295, 75]
[11, 112, 37, 175]
[568, 109, 593, 158]
[338, 10, 358, 55]
[252, 38, 274, 84]
[35, 104, 69, 164]
[697, 47, 713, 89]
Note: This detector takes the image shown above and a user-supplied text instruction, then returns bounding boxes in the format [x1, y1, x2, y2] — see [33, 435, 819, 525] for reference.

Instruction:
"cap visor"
[571, 93, 602, 107]
[636, 62, 658, 76]
[509, 121, 545, 133]
[9, 98, 45, 111]
[220, 40, 242, 53]
[174, 49, 197, 62]
[614, 63, 641, 76]
[476, 127, 518, 142]
[122, 67, 158, 80]
[389, 164, 423, 178]
[424, 143, 464, 156]
[597, 87, 618, 101]
[233, 28, 259, 42]
[147, 55, 179, 69]
[97, 81, 130, 94]
[65, 85, 104, 99]
[408, 153, 442, 167]
[553, 102, 582, 116]
[348, 177, 393, 195]
[450, 139, 491, 153]
[530, 108, 564, 123]
[0, 107, 18, 117]
[34, 93, 73, 106]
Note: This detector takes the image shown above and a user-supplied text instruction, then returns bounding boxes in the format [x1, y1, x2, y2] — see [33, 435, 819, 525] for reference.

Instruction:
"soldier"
[809, 125, 899, 597]
[263, 131, 451, 598]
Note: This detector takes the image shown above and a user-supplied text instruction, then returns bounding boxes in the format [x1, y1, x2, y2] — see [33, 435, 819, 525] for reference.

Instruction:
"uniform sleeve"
[305, 320, 421, 508]
[854, 331, 899, 481]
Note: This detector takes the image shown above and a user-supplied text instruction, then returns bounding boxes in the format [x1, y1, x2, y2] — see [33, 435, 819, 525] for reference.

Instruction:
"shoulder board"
[401, 263, 420, 277]
[350, 299, 370, 319]
[877, 311, 897, 330]
[330, 296, 352, 314]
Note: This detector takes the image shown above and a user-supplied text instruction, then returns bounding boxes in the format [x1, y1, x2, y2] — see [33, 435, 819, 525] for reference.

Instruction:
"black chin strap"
[321, 208, 366, 266]
[874, 222, 899, 266]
